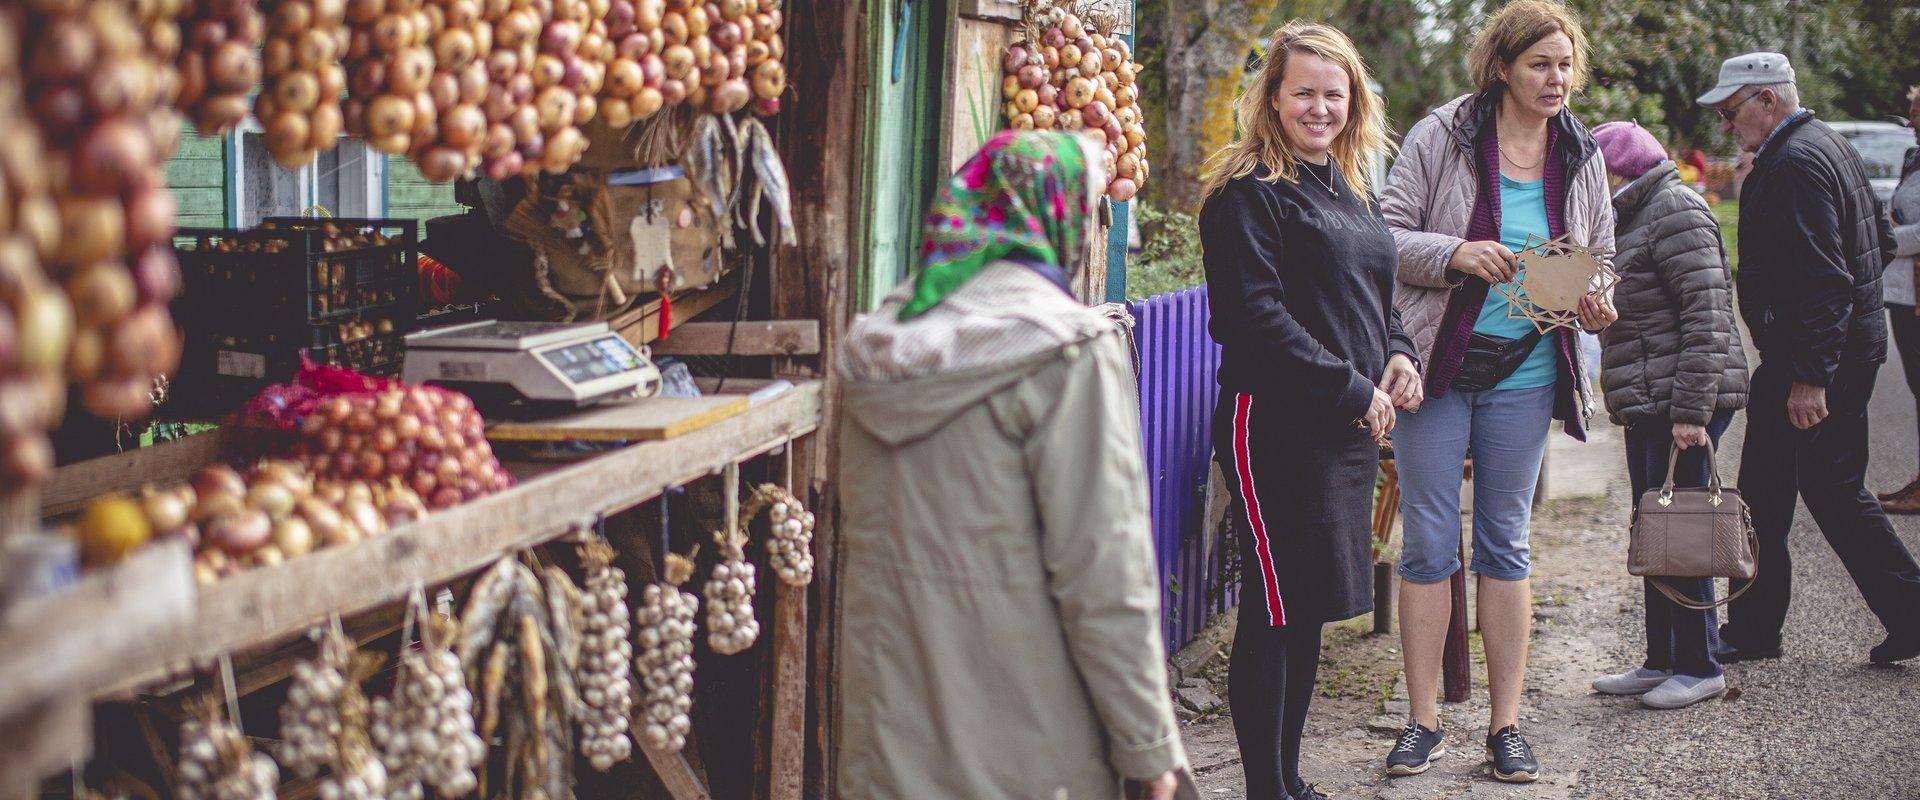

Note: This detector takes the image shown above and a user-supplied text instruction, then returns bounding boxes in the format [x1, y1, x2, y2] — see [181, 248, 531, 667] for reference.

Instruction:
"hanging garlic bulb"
[279, 631, 352, 778]
[577, 535, 636, 770]
[760, 488, 815, 587]
[371, 612, 485, 800]
[635, 552, 698, 753]
[703, 553, 759, 655]
[177, 718, 279, 800]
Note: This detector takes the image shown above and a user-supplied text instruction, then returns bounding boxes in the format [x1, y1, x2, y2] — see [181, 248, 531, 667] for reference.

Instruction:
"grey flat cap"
[1697, 52, 1796, 106]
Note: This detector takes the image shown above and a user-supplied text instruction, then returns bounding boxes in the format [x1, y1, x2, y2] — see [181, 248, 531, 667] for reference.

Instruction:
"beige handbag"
[1627, 440, 1758, 611]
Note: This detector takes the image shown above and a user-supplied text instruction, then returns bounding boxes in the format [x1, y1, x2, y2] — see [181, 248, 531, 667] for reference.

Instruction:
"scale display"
[538, 336, 646, 384]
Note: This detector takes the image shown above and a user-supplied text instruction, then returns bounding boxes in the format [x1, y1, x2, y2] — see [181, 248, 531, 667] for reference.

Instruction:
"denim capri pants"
[1394, 385, 1555, 583]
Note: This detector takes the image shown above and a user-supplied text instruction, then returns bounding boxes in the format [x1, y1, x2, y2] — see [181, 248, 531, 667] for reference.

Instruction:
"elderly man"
[1700, 52, 1920, 665]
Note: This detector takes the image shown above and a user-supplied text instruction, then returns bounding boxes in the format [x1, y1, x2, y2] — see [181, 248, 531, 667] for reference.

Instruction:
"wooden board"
[484, 396, 751, 443]
[639, 744, 711, 800]
[944, 18, 1017, 177]
[0, 541, 194, 721]
[650, 321, 822, 357]
[767, 578, 807, 800]
[41, 430, 230, 517]
[0, 696, 90, 797]
[91, 382, 822, 699]
[610, 276, 740, 347]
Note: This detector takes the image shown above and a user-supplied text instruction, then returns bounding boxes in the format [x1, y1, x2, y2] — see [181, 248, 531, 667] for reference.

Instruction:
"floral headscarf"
[899, 130, 1094, 320]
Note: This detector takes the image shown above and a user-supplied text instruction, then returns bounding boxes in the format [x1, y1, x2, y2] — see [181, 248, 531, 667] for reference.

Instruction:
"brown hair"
[1200, 21, 1394, 201]
[1467, 0, 1590, 93]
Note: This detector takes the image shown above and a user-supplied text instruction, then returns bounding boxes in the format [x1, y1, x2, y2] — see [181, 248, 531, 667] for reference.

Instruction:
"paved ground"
[1179, 346, 1920, 799]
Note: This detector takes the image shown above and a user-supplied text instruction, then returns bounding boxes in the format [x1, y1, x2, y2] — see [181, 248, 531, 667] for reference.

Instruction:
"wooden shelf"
[0, 541, 195, 722]
[55, 380, 822, 699]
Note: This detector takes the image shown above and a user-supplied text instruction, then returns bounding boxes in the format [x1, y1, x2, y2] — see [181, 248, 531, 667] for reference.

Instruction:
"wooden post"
[773, 0, 857, 794]
[1443, 541, 1472, 703]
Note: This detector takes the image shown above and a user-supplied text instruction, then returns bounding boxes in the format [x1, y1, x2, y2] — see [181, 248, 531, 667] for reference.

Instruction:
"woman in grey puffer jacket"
[1590, 121, 1748, 710]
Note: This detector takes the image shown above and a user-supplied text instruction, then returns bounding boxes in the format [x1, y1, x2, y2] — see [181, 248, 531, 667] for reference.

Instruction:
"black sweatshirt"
[1198, 160, 1417, 421]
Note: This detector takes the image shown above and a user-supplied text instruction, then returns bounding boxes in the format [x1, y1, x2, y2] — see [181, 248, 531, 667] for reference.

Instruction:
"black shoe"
[1384, 722, 1445, 776]
[1713, 627, 1783, 663]
[1288, 782, 1331, 800]
[1871, 628, 1920, 665]
[1486, 726, 1539, 783]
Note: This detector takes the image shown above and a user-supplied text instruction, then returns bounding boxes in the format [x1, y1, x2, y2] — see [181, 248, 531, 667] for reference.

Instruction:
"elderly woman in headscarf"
[835, 129, 1192, 800]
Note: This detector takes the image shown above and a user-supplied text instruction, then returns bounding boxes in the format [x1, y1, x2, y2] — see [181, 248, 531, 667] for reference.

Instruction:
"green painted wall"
[384, 155, 468, 224]
[166, 128, 229, 229]
[853, 0, 945, 313]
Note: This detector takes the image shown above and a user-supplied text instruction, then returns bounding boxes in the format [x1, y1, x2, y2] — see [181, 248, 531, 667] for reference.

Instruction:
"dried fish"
[459, 557, 520, 668]
[686, 114, 737, 249]
[736, 119, 797, 248]
[479, 641, 509, 743]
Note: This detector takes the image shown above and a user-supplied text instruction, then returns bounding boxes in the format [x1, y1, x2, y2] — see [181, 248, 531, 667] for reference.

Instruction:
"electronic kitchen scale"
[403, 320, 662, 408]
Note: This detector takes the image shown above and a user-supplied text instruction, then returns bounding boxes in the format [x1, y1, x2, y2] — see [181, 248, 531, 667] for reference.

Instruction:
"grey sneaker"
[1591, 667, 1672, 695]
[1641, 674, 1726, 709]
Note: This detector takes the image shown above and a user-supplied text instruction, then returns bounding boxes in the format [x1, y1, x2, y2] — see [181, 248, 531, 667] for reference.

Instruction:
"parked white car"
[1830, 120, 1912, 206]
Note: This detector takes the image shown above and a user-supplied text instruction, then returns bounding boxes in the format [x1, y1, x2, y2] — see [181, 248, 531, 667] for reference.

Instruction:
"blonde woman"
[1197, 21, 1413, 800]
[1380, 0, 1617, 782]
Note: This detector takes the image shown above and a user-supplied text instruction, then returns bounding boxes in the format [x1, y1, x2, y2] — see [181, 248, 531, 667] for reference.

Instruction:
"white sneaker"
[1591, 667, 1672, 695]
[1641, 674, 1726, 709]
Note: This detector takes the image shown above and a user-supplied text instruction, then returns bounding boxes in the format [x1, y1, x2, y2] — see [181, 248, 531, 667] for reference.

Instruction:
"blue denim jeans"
[1395, 385, 1556, 584]
[1625, 411, 1733, 678]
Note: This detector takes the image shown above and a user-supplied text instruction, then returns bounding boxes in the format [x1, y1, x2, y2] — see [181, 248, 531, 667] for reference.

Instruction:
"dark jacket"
[1737, 113, 1893, 384]
[1200, 162, 1418, 423]
[1599, 161, 1749, 426]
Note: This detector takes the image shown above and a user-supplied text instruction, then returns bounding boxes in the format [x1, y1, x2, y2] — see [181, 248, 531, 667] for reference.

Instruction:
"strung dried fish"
[458, 558, 521, 667]
[686, 115, 738, 249]
[735, 119, 797, 248]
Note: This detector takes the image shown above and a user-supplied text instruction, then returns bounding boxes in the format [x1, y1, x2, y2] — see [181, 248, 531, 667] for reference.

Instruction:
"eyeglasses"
[1716, 88, 1765, 122]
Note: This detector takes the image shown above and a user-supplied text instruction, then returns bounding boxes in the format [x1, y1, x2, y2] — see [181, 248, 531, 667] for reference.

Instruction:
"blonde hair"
[1907, 84, 1919, 103]
[1467, 0, 1590, 93]
[1200, 21, 1394, 201]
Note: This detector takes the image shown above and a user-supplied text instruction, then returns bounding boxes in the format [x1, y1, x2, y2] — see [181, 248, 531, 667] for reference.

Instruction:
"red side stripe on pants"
[1233, 393, 1287, 627]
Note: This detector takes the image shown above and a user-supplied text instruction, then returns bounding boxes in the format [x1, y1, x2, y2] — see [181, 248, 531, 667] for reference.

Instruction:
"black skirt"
[1211, 390, 1379, 626]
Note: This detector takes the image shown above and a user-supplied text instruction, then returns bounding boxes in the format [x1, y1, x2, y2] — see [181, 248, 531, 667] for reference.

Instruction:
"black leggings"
[1229, 603, 1324, 800]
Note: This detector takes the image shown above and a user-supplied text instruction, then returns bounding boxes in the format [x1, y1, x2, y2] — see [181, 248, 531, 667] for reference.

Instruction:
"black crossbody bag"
[1450, 328, 1544, 392]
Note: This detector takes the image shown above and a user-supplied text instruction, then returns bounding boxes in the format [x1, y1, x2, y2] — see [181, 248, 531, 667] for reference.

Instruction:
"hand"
[1672, 422, 1709, 449]
[1448, 240, 1519, 285]
[1577, 292, 1618, 331]
[1788, 381, 1829, 430]
[1365, 387, 1396, 442]
[1140, 771, 1178, 800]
[1380, 353, 1424, 411]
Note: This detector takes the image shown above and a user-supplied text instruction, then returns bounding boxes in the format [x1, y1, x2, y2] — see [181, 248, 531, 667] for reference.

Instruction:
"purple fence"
[1131, 286, 1238, 655]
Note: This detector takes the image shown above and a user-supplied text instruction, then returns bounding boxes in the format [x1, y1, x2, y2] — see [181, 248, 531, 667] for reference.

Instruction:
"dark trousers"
[1228, 582, 1322, 800]
[1887, 304, 1920, 462]
[1625, 411, 1734, 678]
[1728, 361, 1920, 648]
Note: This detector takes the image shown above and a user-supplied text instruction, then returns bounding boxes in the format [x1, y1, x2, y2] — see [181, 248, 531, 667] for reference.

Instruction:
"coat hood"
[1612, 160, 1680, 224]
[837, 260, 1117, 447]
[1430, 90, 1600, 177]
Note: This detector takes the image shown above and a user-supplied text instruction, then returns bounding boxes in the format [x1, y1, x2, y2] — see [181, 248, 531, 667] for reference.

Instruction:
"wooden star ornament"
[1490, 233, 1617, 333]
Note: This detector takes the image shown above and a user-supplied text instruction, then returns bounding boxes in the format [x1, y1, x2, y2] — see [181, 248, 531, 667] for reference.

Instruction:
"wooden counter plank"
[97, 382, 821, 697]
[484, 396, 751, 443]
[649, 321, 822, 357]
[41, 430, 230, 517]
[0, 541, 194, 721]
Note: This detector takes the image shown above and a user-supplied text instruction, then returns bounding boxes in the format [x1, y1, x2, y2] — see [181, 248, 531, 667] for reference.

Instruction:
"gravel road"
[1180, 341, 1920, 799]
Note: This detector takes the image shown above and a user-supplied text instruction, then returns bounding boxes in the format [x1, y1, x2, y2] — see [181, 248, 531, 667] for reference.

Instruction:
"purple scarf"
[1425, 122, 1587, 438]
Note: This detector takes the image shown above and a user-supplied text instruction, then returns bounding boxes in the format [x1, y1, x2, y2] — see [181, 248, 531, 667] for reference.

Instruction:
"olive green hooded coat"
[834, 263, 1190, 800]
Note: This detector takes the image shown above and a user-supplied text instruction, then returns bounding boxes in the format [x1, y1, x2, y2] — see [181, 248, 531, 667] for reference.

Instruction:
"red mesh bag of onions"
[232, 358, 514, 509]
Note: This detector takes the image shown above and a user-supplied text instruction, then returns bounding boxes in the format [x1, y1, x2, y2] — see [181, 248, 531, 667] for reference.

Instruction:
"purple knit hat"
[1591, 121, 1667, 179]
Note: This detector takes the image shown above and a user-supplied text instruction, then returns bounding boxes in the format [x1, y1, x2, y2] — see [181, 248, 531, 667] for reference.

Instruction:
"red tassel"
[658, 291, 672, 340]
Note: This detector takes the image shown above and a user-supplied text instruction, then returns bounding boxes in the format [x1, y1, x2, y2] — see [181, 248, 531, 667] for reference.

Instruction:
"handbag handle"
[1658, 438, 1725, 508]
